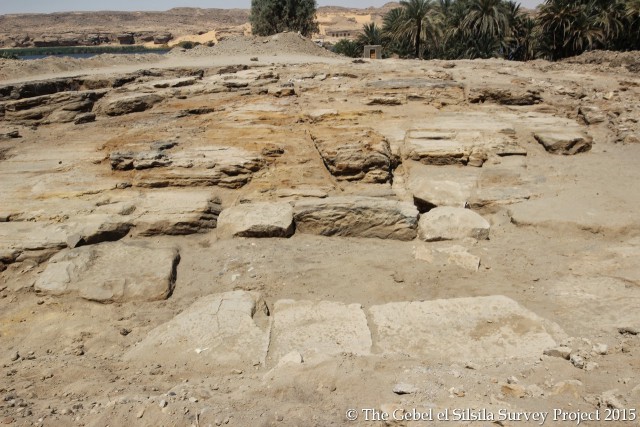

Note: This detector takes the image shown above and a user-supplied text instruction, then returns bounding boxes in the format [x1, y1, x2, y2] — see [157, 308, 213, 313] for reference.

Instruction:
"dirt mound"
[564, 50, 640, 71]
[171, 32, 337, 59]
[0, 53, 164, 81]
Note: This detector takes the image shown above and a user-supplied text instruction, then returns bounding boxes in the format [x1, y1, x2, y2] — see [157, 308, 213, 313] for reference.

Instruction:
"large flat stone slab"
[125, 291, 270, 369]
[269, 300, 372, 361]
[35, 241, 179, 303]
[0, 222, 70, 265]
[370, 296, 562, 362]
[403, 113, 525, 167]
[293, 196, 418, 241]
[407, 163, 480, 211]
[217, 202, 294, 238]
[110, 142, 265, 189]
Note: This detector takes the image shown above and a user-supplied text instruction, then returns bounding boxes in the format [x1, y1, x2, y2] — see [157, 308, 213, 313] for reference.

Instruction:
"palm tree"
[537, 0, 601, 60]
[625, 0, 640, 49]
[357, 23, 384, 47]
[591, 0, 625, 48]
[462, 0, 510, 41]
[384, 0, 440, 58]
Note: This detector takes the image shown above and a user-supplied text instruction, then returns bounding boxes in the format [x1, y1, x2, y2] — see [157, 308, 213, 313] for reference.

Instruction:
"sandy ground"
[1, 42, 640, 427]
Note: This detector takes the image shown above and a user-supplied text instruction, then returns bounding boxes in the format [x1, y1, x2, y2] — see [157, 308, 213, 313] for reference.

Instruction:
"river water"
[19, 51, 169, 60]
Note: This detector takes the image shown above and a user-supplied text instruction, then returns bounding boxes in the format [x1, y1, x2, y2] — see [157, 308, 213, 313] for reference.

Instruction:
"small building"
[326, 29, 358, 39]
[364, 45, 382, 59]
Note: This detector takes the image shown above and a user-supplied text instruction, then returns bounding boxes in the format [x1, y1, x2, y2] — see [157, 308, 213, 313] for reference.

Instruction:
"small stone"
[231, 369, 243, 375]
[507, 376, 519, 384]
[618, 327, 639, 335]
[570, 354, 585, 369]
[10, 352, 19, 362]
[465, 362, 480, 370]
[120, 328, 131, 336]
[276, 415, 284, 421]
[159, 400, 168, 408]
[136, 408, 145, 419]
[393, 383, 419, 395]
[189, 397, 198, 403]
[501, 383, 526, 398]
[593, 343, 608, 355]
[543, 346, 571, 359]
[585, 362, 599, 371]
[601, 390, 625, 409]
[526, 384, 545, 398]
[1, 417, 15, 425]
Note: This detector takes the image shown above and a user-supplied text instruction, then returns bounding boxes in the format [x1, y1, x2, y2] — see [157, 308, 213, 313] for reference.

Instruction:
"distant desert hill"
[0, 4, 399, 49]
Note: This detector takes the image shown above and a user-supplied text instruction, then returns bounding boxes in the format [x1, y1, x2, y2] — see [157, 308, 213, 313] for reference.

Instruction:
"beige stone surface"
[370, 296, 562, 362]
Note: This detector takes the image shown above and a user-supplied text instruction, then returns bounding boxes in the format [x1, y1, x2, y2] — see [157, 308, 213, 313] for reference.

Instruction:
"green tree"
[250, 0, 319, 37]
[384, 0, 441, 58]
[332, 39, 362, 58]
[357, 23, 384, 47]
[461, 0, 510, 58]
[537, 0, 602, 60]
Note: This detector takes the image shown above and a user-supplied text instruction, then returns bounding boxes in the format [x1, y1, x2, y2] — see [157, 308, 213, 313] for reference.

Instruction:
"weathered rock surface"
[534, 131, 593, 155]
[370, 296, 562, 362]
[407, 163, 480, 211]
[293, 197, 418, 240]
[35, 242, 179, 303]
[109, 143, 265, 189]
[469, 88, 542, 105]
[0, 222, 69, 265]
[403, 114, 524, 167]
[1, 91, 105, 123]
[311, 129, 394, 183]
[96, 93, 164, 116]
[269, 299, 372, 361]
[366, 79, 465, 105]
[217, 202, 294, 238]
[579, 105, 606, 125]
[125, 291, 270, 368]
[418, 207, 490, 241]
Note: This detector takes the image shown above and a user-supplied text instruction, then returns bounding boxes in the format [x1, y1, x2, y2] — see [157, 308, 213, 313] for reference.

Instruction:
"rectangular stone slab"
[35, 241, 179, 303]
[269, 299, 372, 362]
[293, 196, 418, 241]
[124, 291, 270, 369]
[370, 295, 561, 362]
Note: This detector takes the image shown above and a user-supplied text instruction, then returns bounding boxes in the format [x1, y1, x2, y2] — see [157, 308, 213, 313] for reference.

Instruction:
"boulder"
[153, 33, 173, 44]
[116, 33, 135, 45]
[269, 299, 372, 361]
[293, 196, 419, 241]
[369, 295, 562, 362]
[97, 93, 164, 116]
[311, 129, 394, 183]
[35, 242, 179, 303]
[124, 291, 270, 369]
[534, 131, 593, 155]
[418, 207, 490, 241]
[217, 202, 294, 238]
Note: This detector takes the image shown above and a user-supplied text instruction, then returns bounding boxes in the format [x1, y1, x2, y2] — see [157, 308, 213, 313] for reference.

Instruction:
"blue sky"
[1, 0, 544, 14]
